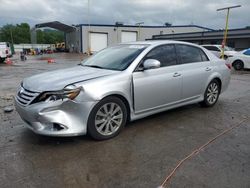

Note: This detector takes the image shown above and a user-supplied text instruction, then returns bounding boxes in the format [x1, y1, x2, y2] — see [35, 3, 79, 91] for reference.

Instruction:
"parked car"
[202, 44, 236, 59]
[0, 42, 12, 63]
[15, 41, 231, 140]
[227, 48, 250, 70]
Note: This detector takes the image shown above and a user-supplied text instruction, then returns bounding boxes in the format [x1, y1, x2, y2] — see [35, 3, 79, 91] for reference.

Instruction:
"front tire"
[87, 96, 127, 140]
[200, 79, 220, 107]
[233, 60, 244, 70]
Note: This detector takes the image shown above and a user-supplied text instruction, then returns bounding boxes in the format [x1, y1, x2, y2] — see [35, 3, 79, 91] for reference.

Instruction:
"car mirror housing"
[143, 59, 161, 70]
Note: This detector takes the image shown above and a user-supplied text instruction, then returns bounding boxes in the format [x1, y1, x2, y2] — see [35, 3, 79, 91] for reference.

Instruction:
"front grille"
[16, 86, 40, 106]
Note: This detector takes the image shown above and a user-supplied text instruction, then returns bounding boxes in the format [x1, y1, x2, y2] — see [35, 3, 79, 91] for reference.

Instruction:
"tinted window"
[145, 44, 177, 67]
[243, 49, 250, 56]
[176, 44, 203, 64]
[200, 50, 209, 61]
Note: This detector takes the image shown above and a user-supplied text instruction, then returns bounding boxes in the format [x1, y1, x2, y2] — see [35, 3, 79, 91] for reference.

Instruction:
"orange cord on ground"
[159, 118, 249, 188]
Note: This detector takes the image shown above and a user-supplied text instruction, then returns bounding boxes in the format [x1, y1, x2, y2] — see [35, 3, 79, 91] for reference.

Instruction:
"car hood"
[23, 66, 118, 92]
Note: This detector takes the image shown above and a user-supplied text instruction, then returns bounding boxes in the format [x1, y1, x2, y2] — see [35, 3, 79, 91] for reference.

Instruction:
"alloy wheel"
[95, 102, 123, 136]
[206, 82, 219, 104]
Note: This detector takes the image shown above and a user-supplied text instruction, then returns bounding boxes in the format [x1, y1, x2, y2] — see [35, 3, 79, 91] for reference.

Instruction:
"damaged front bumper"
[15, 97, 97, 136]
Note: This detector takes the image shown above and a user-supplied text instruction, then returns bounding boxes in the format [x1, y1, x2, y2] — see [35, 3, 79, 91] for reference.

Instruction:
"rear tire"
[233, 60, 244, 70]
[87, 96, 127, 140]
[200, 79, 220, 107]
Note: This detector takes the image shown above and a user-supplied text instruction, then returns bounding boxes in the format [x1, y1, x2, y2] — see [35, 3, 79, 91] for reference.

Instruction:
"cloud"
[0, 0, 249, 29]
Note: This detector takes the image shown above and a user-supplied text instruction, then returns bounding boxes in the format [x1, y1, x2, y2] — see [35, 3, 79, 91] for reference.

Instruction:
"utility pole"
[135, 22, 144, 41]
[10, 27, 14, 44]
[217, 5, 241, 59]
[87, 0, 91, 55]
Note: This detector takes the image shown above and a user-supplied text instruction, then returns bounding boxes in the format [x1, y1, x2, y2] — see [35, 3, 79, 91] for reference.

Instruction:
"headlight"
[36, 86, 82, 103]
[63, 87, 82, 100]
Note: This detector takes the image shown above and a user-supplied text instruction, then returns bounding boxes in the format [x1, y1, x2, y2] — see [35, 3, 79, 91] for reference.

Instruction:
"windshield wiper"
[82, 65, 104, 69]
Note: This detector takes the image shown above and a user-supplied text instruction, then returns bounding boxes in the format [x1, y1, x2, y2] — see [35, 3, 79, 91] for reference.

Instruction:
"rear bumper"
[15, 97, 97, 137]
[221, 71, 231, 93]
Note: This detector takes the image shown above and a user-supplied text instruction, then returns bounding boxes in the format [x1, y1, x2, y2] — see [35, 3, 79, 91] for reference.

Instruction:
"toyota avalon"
[15, 41, 231, 140]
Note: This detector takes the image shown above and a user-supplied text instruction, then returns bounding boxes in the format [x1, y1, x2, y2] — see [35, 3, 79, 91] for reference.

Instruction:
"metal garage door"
[121, 31, 137, 43]
[90, 33, 108, 52]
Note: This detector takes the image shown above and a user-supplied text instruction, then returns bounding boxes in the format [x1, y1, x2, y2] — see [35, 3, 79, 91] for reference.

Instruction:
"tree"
[0, 23, 30, 44]
[0, 23, 64, 44]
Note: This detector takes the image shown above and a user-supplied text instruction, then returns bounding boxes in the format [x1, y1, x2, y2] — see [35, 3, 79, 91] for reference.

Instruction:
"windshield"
[81, 44, 148, 71]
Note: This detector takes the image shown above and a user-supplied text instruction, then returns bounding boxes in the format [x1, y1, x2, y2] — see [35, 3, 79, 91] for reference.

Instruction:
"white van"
[0, 42, 12, 63]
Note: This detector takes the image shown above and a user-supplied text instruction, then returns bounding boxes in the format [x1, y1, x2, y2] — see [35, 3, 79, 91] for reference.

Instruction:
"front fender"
[74, 72, 133, 104]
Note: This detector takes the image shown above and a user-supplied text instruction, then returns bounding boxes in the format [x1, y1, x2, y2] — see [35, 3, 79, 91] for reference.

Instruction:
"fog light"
[43, 122, 65, 131]
[52, 123, 65, 131]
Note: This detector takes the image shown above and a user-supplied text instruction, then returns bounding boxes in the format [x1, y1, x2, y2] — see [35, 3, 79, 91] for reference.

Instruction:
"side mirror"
[143, 59, 161, 70]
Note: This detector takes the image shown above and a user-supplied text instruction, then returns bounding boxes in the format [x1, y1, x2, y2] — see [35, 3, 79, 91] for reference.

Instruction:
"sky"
[0, 0, 249, 30]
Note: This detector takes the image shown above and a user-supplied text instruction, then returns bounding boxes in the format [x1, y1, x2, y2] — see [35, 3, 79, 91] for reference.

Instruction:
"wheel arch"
[213, 77, 222, 93]
[232, 59, 244, 66]
[100, 93, 131, 122]
[205, 73, 222, 94]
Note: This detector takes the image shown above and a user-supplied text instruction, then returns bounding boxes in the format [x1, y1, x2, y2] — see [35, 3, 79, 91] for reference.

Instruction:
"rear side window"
[176, 44, 208, 64]
[145, 44, 177, 67]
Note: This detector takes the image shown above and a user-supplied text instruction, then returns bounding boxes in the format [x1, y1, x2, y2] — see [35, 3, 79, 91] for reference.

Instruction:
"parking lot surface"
[0, 53, 250, 188]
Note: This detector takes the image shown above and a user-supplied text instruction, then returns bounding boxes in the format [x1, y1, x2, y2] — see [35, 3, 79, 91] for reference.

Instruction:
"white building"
[34, 21, 213, 53]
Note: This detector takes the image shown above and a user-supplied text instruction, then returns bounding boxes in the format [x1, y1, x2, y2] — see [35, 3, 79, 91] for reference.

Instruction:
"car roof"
[122, 40, 202, 47]
[202, 44, 221, 47]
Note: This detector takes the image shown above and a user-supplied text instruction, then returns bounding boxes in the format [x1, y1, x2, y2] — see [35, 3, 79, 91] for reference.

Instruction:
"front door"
[132, 44, 182, 113]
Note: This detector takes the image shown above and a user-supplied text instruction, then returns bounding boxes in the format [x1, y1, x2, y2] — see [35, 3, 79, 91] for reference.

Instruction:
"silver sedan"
[15, 41, 231, 140]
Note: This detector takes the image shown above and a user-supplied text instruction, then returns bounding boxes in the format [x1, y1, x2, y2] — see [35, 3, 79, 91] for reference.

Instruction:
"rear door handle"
[205, 67, 212, 71]
[173, 72, 181, 77]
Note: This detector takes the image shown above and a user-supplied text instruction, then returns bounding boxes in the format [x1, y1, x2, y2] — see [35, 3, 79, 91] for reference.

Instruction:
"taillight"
[5, 49, 8, 54]
[225, 63, 231, 70]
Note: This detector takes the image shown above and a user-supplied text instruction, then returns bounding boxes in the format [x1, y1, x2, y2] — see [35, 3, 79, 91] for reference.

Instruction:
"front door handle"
[173, 72, 181, 77]
[205, 67, 212, 71]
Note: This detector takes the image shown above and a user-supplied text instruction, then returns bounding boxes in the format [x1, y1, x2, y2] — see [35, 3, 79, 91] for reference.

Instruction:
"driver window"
[145, 44, 178, 67]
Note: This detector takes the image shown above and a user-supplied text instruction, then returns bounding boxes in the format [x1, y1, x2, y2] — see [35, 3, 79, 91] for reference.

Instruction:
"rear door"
[132, 44, 182, 113]
[175, 44, 212, 100]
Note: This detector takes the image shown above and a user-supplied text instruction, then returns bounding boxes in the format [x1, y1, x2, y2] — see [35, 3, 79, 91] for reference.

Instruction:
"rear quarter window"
[200, 49, 209, 61]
